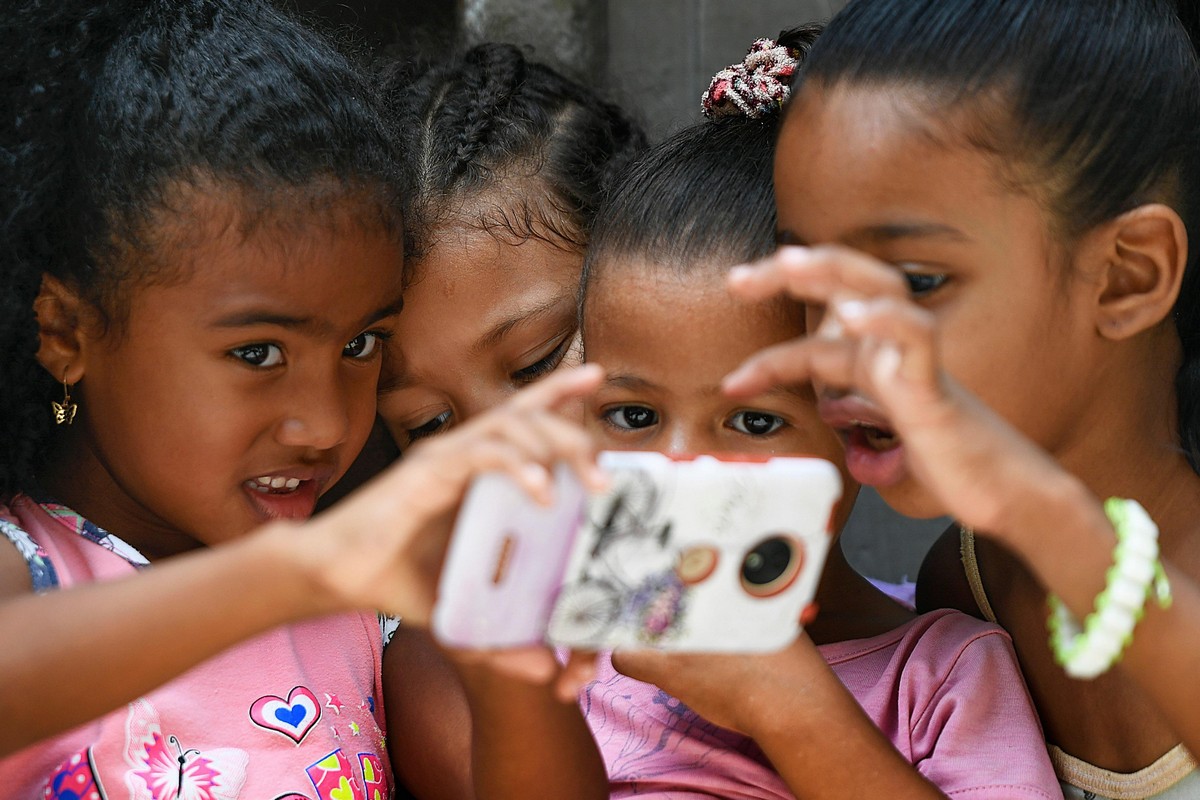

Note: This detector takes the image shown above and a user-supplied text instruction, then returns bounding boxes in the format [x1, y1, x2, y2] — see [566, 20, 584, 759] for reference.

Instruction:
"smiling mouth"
[245, 475, 303, 494]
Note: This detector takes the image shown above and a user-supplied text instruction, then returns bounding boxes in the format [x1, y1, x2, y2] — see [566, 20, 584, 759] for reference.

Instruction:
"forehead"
[409, 221, 582, 294]
[583, 264, 802, 372]
[124, 191, 404, 330]
[775, 84, 1019, 241]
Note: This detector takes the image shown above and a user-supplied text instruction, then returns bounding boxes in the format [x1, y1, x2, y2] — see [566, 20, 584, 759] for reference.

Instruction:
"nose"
[275, 374, 353, 452]
[661, 421, 715, 458]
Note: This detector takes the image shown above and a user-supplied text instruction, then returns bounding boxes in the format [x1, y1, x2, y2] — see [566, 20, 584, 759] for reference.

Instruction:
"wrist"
[733, 641, 838, 742]
[989, 466, 1102, 558]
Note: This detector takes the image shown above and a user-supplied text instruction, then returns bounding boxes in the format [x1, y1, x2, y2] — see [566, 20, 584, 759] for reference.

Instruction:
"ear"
[1087, 204, 1187, 341]
[33, 273, 91, 385]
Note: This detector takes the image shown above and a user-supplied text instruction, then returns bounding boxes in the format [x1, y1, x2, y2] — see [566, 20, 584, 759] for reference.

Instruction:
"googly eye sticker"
[675, 545, 719, 585]
[740, 535, 805, 598]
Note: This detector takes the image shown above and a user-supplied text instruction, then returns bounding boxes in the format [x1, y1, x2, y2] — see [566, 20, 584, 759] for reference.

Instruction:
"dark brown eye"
[605, 405, 658, 430]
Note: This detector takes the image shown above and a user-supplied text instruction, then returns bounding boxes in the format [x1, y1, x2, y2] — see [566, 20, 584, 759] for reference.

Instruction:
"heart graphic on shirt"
[330, 777, 356, 800]
[249, 686, 322, 744]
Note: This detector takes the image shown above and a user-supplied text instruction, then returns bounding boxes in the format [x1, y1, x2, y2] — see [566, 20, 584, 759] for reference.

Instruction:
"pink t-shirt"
[0, 496, 392, 800]
[583, 609, 1061, 799]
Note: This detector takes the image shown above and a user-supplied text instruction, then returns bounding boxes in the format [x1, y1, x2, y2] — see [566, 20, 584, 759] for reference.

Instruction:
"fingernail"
[521, 463, 553, 503]
[586, 464, 610, 492]
[836, 299, 868, 322]
[817, 315, 844, 341]
[721, 369, 750, 395]
[873, 342, 902, 383]
[729, 265, 755, 283]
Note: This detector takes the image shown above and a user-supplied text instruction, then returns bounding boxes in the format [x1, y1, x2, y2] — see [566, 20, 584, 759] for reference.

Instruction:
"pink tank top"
[0, 495, 392, 800]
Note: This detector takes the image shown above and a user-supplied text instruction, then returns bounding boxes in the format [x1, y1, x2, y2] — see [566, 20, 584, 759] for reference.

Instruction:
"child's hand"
[608, 639, 828, 737]
[723, 246, 1079, 535]
[301, 365, 607, 624]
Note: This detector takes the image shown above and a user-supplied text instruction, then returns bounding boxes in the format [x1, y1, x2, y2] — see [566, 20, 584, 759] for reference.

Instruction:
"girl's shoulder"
[0, 494, 58, 596]
[820, 606, 1012, 671]
[915, 522, 985, 618]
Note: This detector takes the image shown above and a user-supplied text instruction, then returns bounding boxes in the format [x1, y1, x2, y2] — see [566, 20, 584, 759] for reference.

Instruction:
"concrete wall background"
[288, 0, 949, 584]
[606, 0, 844, 138]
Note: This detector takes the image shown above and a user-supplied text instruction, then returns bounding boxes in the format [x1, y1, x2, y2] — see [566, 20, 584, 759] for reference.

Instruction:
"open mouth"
[245, 476, 304, 494]
[846, 420, 901, 452]
[242, 474, 321, 521]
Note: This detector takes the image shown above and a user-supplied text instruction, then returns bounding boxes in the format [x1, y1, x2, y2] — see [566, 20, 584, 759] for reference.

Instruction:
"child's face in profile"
[582, 265, 857, 530]
[378, 210, 582, 450]
[775, 84, 1105, 518]
[64, 192, 404, 557]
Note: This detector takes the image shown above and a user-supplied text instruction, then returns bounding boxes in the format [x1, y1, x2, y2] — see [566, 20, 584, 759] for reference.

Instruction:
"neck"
[805, 540, 916, 646]
[37, 431, 198, 561]
[1053, 344, 1200, 561]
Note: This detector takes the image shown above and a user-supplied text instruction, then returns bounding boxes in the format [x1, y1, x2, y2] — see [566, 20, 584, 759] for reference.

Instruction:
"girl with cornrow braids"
[0, 1, 612, 796]
[376, 42, 646, 448]
[372, 45, 645, 798]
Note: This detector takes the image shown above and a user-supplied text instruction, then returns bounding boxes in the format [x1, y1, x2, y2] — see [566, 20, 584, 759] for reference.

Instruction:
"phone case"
[546, 452, 840, 652]
[432, 464, 587, 649]
[432, 453, 841, 653]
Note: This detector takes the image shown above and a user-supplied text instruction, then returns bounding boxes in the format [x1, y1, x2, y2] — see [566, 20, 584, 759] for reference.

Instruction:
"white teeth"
[247, 476, 303, 493]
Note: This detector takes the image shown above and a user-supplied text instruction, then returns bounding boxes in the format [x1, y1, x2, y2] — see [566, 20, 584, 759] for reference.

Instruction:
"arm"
[452, 655, 607, 800]
[385, 628, 475, 800]
[0, 365, 607, 757]
[724, 244, 1200, 755]
[385, 629, 607, 800]
[612, 642, 947, 800]
[0, 522, 324, 755]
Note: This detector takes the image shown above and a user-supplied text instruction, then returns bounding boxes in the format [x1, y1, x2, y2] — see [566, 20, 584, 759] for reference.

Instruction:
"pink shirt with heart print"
[0, 495, 392, 800]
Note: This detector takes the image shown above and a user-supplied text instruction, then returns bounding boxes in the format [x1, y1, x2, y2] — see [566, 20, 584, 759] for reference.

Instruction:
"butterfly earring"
[52, 372, 77, 425]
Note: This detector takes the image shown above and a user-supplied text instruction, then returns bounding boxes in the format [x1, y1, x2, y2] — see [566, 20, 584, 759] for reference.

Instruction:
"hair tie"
[701, 38, 802, 120]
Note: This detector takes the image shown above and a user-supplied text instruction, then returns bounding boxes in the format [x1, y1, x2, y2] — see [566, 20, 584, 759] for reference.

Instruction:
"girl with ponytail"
[724, 1, 1200, 796]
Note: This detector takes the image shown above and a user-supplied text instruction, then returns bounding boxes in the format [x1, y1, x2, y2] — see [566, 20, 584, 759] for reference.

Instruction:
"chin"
[874, 481, 950, 521]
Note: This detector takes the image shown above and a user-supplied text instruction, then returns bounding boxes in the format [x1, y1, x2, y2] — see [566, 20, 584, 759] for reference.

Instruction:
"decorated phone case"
[432, 452, 841, 652]
[547, 452, 840, 652]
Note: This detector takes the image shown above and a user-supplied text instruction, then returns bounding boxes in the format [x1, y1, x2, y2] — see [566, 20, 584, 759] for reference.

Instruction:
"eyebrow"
[211, 297, 404, 337]
[472, 294, 575, 354]
[605, 374, 660, 392]
[777, 221, 971, 247]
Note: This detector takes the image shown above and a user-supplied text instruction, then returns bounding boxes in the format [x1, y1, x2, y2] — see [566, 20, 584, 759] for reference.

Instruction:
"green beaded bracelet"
[1046, 498, 1172, 679]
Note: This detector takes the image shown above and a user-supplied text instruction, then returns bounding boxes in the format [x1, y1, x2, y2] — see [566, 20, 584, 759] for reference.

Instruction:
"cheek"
[785, 420, 845, 465]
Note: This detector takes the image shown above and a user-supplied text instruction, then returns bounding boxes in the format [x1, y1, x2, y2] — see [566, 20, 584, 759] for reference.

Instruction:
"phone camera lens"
[740, 536, 803, 598]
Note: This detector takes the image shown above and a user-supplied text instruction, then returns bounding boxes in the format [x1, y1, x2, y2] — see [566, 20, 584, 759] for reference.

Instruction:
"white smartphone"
[432, 452, 841, 653]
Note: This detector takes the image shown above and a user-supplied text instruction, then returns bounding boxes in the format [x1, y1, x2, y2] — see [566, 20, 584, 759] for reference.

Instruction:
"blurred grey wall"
[606, 0, 844, 137]
[288, 0, 949, 585]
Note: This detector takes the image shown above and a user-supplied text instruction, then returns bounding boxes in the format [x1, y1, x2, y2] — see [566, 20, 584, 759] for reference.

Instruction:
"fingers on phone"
[555, 651, 599, 702]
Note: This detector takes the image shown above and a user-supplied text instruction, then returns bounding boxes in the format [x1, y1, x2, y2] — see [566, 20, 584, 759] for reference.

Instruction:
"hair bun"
[701, 38, 802, 120]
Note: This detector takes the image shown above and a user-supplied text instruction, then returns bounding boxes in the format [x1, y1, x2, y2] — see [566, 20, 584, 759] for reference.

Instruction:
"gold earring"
[52, 373, 77, 426]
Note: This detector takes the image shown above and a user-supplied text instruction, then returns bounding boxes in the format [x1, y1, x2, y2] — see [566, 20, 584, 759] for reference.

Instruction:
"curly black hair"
[377, 42, 646, 267]
[0, 0, 404, 500]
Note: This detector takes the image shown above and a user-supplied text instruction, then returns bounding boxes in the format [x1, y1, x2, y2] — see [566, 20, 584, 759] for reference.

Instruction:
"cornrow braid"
[449, 45, 528, 179]
[379, 42, 645, 263]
